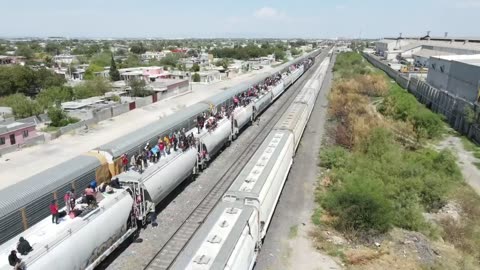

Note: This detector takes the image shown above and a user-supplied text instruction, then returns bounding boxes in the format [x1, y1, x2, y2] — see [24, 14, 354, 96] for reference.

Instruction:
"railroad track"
[143, 52, 328, 270]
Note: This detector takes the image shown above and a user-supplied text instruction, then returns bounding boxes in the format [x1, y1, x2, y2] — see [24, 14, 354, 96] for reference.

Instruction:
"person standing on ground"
[50, 200, 59, 224]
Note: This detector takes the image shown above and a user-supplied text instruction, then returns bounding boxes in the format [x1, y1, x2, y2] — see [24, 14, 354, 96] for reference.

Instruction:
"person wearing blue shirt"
[90, 180, 97, 191]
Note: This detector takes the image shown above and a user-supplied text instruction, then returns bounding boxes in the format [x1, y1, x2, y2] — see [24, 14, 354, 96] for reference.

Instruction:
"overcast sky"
[0, 0, 478, 39]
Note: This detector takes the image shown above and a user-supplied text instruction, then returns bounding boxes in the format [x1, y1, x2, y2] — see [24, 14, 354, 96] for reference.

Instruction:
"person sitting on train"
[8, 250, 24, 270]
[110, 177, 121, 189]
[84, 185, 96, 205]
[98, 182, 107, 193]
[16, 237, 33, 256]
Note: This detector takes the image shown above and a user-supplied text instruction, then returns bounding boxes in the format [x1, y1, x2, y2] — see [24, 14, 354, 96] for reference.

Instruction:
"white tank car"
[223, 130, 294, 238]
[282, 72, 293, 87]
[117, 148, 197, 205]
[200, 118, 232, 157]
[252, 92, 273, 117]
[0, 189, 134, 270]
[171, 201, 260, 270]
[232, 103, 253, 132]
[270, 82, 285, 101]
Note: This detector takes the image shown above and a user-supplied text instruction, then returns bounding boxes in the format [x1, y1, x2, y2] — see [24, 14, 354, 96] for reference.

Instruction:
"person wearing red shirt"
[121, 154, 129, 172]
[50, 200, 59, 224]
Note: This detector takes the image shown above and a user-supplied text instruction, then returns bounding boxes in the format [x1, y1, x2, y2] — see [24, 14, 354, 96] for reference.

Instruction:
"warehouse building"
[426, 54, 480, 103]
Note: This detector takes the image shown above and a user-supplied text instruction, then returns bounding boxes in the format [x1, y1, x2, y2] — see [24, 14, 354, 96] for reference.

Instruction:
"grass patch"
[472, 161, 480, 169]
[318, 52, 479, 262]
[312, 208, 323, 226]
[460, 136, 479, 152]
[289, 225, 298, 239]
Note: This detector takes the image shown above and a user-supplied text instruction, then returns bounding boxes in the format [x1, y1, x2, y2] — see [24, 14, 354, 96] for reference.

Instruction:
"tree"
[119, 54, 142, 68]
[191, 63, 200, 72]
[0, 93, 42, 118]
[73, 77, 111, 99]
[16, 45, 34, 59]
[109, 55, 121, 81]
[84, 64, 104, 80]
[215, 59, 231, 70]
[36, 86, 74, 110]
[129, 79, 151, 97]
[159, 53, 180, 67]
[47, 106, 79, 127]
[47, 106, 67, 127]
[273, 49, 286, 61]
[90, 52, 112, 67]
[192, 73, 201, 82]
[130, 42, 147, 54]
[45, 42, 62, 55]
[290, 47, 301, 56]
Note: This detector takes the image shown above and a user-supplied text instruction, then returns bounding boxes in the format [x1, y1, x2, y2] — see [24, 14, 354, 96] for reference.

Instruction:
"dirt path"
[437, 135, 480, 195]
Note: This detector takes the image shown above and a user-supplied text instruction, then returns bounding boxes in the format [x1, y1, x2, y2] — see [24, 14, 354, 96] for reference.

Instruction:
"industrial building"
[375, 37, 480, 66]
[426, 54, 480, 103]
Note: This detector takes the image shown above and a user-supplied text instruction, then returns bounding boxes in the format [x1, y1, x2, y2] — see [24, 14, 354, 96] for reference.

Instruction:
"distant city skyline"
[0, 0, 478, 39]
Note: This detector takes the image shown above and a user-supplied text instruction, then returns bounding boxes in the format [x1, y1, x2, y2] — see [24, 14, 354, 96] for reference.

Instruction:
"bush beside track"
[313, 52, 480, 269]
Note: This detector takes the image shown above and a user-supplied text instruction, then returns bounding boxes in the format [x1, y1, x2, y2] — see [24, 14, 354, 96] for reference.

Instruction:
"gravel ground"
[254, 54, 341, 270]
[101, 52, 329, 270]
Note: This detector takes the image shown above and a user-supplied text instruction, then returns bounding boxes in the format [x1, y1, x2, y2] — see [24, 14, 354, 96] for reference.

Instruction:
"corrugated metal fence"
[363, 53, 480, 143]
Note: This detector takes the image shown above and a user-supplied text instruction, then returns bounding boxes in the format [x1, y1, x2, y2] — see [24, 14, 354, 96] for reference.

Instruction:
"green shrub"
[319, 146, 349, 169]
[320, 128, 462, 234]
[323, 175, 393, 233]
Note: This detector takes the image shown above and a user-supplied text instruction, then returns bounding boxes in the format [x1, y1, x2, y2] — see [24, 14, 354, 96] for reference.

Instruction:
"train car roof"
[224, 130, 292, 199]
[97, 103, 208, 157]
[171, 201, 255, 270]
[0, 155, 101, 217]
[0, 188, 131, 269]
[198, 50, 319, 108]
[273, 103, 309, 131]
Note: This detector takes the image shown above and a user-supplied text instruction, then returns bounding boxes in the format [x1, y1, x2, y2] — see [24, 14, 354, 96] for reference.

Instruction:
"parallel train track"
[143, 52, 329, 270]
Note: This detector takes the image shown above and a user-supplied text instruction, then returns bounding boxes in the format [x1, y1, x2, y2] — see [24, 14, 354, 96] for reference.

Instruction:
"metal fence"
[363, 53, 480, 144]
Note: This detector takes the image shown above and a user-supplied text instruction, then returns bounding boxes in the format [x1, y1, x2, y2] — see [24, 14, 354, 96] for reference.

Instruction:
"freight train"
[171, 56, 331, 270]
[0, 50, 322, 270]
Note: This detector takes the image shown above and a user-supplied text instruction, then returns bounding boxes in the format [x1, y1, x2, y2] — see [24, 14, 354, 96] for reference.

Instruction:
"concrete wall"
[447, 61, 480, 103]
[427, 57, 451, 91]
[112, 103, 129, 116]
[0, 134, 45, 156]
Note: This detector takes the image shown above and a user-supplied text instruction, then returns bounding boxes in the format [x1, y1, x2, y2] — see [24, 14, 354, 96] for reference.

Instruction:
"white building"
[141, 51, 167, 61]
[426, 54, 480, 103]
[53, 54, 76, 65]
